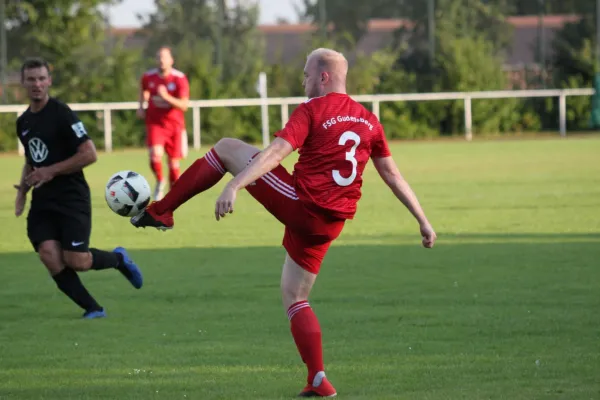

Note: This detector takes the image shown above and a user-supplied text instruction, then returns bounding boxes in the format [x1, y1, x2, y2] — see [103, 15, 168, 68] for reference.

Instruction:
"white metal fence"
[1, 88, 594, 155]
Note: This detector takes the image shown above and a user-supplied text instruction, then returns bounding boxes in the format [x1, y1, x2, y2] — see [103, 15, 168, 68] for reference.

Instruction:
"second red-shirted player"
[137, 47, 190, 200]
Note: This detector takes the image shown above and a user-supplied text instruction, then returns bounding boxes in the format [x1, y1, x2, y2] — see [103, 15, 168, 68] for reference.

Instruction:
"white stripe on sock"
[287, 302, 310, 320]
[206, 150, 225, 174]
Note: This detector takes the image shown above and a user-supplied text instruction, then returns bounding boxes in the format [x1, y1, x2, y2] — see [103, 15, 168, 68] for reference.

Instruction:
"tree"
[7, 0, 119, 97]
[400, 0, 514, 66]
[5, 0, 141, 102]
[388, 0, 531, 136]
[553, 16, 596, 83]
[137, 0, 270, 144]
[2, 0, 144, 147]
[137, 0, 215, 59]
[507, 0, 594, 15]
[298, 0, 403, 44]
[139, 0, 263, 85]
[550, 15, 596, 130]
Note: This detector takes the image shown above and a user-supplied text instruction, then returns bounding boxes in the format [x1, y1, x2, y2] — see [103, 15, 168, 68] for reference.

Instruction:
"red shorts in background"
[146, 123, 184, 159]
[245, 158, 345, 274]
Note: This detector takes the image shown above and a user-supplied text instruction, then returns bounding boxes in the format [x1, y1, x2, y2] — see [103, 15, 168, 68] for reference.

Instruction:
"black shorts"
[27, 208, 91, 253]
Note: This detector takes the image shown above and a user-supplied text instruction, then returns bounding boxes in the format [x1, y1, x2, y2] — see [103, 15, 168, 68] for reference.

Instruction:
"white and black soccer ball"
[105, 170, 151, 217]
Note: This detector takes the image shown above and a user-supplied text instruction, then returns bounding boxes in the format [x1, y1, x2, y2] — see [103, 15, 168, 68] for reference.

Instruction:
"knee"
[38, 244, 62, 274]
[38, 244, 55, 263]
[63, 251, 92, 272]
[214, 138, 243, 159]
[150, 147, 164, 162]
[169, 159, 180, 169]
[281, 280, 309, 308]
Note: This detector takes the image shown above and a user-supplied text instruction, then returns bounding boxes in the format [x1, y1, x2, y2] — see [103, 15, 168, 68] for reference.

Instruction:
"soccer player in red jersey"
[132, 48, 437, 397]
[137, 47, 190, 200]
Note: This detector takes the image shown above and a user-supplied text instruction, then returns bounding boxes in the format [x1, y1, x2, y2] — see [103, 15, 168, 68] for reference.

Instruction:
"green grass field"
[0, 137, 599, 400]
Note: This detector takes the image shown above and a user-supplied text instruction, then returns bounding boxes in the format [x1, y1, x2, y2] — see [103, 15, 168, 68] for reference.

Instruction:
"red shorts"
[246, 162, 345, 274]
[146, 122, 185, 159]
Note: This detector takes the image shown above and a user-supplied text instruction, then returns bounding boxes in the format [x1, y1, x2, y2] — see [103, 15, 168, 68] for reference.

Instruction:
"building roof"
[111, 15, 585, 67]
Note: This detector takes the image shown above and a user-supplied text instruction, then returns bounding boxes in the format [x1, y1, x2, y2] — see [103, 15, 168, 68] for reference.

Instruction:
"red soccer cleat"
[130, 202, 174, 231]
[297, 373, 337, 397]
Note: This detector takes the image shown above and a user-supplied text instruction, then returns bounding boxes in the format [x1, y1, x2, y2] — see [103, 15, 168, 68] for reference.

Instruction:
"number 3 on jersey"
[332, 131, 361, 187]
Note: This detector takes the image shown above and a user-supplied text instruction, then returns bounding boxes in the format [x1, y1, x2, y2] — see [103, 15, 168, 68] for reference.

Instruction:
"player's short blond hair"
[308, 48, 348, 74]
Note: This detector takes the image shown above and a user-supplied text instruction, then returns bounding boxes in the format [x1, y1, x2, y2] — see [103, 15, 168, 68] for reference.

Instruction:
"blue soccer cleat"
[113, 247, 143, 289]
[83, 308, 106, 319]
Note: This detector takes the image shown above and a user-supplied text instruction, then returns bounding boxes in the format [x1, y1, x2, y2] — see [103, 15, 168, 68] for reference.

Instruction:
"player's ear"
[321, 72, 329, 84]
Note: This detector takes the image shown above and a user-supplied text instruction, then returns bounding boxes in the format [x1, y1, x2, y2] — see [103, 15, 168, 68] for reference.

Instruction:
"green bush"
[1, 13, 595, 152]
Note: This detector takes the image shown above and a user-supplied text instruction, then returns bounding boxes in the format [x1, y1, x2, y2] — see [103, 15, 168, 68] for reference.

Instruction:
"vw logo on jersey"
[28, 137, 49, 163]
[167, 82, 176, 91]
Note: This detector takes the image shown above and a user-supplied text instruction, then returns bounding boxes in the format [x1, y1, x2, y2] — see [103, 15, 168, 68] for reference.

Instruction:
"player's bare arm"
[215, 138, 294, 220]
[14, 162, 32, 194]
[372, 155, 437, 248]
[14, 162, 33, 216]
[136, 87, 149, 119]
[26, 140, 97, 188]
[156, 85, 189, 112]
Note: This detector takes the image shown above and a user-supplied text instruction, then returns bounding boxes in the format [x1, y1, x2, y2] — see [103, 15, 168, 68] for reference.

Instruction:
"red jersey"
[275, 93, 391, 220]
[141, 68, 189, 127]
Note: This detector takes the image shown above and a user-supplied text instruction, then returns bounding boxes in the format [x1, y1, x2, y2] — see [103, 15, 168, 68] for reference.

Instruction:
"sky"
[108, 0, 301, 27]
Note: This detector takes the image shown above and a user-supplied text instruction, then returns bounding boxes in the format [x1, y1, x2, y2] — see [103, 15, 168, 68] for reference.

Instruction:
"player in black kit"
[14, 58, 143, 319]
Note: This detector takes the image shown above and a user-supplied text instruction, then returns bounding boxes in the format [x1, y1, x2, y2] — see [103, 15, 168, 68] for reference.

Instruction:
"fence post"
[17, 111, 24, 155]
[257, 72, 269, 148]
[193, 106, 201, 149]
[281, 103, 289, 128]
[372, 100, 380, 120]
[559, 92, 567, 137]
[464, 96, 473, 141]
[103, 108, 112, 152]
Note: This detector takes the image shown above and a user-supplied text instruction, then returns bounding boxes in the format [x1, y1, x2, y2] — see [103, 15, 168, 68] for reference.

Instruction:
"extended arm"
[228, 138, 293, 191]
[215, 138, 293, 219]
[215, 103, 306, 220]
[372, 156, 428, 224]
[372, 156, 437, 247]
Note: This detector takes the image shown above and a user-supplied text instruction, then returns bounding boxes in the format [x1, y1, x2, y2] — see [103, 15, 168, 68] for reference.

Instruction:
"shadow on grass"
[1, 232, 597, 308]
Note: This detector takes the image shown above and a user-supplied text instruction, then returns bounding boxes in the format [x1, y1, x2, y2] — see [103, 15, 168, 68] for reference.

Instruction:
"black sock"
[52, 268, 102, 312]
[90, 248, 132, 279]
[90, 248, 121, 270]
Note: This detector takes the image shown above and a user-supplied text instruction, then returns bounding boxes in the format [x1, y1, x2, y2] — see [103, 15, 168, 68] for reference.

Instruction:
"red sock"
[288, 301, 324, 384]
[155, 148, 226, 214]
[169, 165, 180, 187]
[150, 160, 163, 183]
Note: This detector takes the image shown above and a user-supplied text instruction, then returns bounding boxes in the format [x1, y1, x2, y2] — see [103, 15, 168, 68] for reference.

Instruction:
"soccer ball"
[105, 170, 151, 217]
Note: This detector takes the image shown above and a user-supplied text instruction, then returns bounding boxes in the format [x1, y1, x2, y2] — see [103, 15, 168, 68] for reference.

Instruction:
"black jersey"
[17, 97, 91, 213]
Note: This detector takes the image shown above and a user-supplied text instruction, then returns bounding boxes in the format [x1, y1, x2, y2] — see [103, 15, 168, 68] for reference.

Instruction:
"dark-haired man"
[15, 58, 144, 319]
